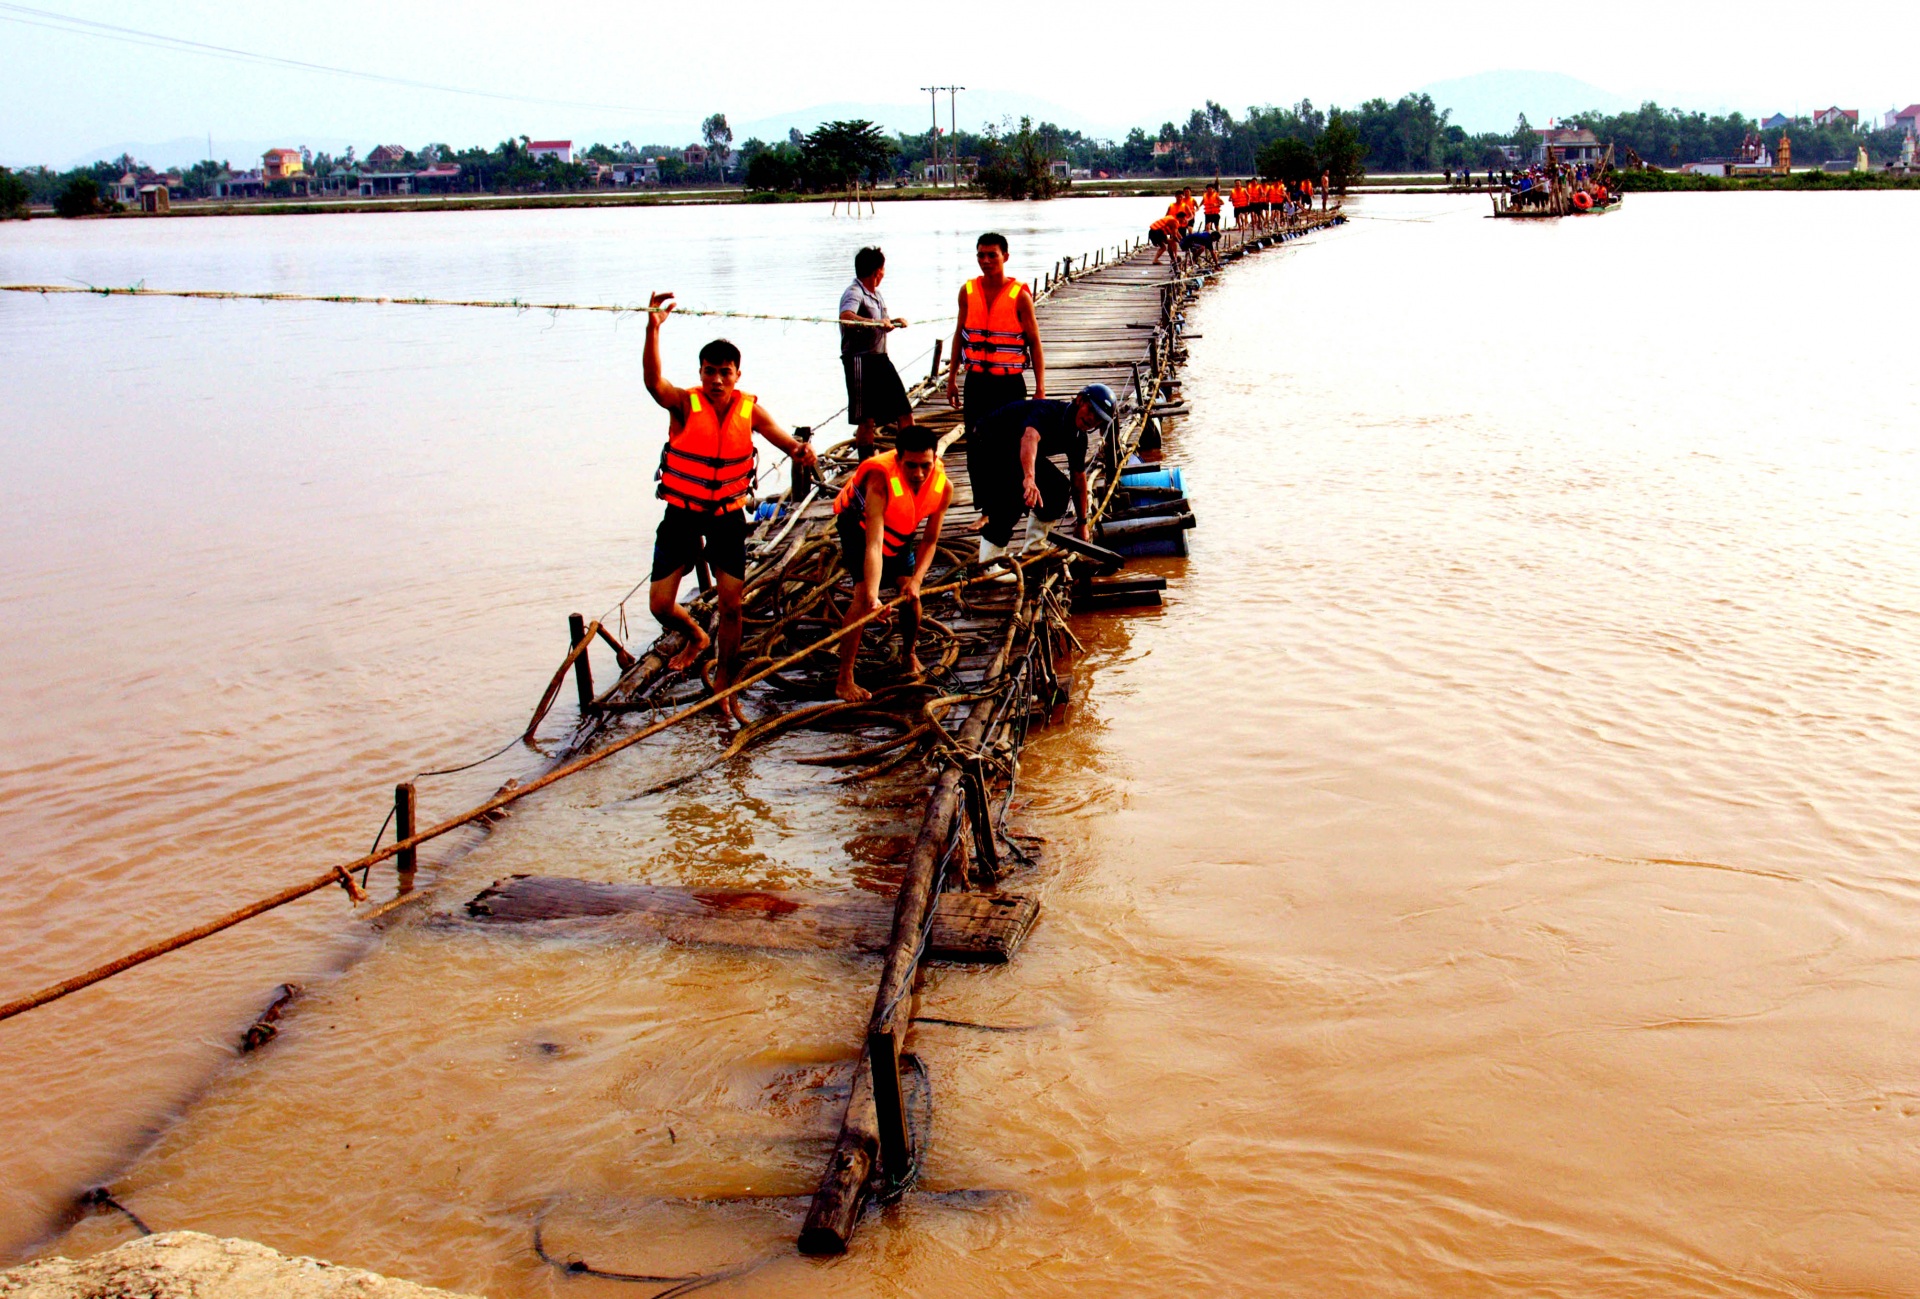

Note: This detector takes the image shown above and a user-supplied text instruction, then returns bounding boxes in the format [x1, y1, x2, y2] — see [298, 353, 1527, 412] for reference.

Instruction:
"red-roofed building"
[528, 140, 572, 163]
[366, 144, 409, 167]
[1887, 105, 1920, 135]
[262, 148, 304, 179]
[1811, 107, 1859, 129]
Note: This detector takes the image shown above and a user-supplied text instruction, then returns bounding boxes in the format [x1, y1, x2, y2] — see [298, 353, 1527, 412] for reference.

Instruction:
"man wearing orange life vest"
[1147, 212, 1185, 268]
[1201, 182, 1223, 232]
[831, 424, 952, 703]
[945, 232, 1044, 562]
[643, 291, 818, 702]
[1230, 180, 1248, 227]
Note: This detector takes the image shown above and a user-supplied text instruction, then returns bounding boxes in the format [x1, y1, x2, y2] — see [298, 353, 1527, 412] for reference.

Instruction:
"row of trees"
[740, 120, 894, 193]
[1563, 104, 1909, 167]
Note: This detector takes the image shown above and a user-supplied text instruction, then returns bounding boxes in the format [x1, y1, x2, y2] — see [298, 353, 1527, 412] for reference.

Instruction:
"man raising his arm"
[643, 291, 817, 714]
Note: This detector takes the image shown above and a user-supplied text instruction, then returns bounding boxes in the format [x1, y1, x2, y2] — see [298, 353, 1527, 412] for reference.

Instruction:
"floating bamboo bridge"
[0, 203, 1347, 1265]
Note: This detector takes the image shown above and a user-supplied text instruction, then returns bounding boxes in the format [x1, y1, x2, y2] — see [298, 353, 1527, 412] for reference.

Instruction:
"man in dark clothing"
[838, 245, 912, 461]
[972, 384, 1117, 564]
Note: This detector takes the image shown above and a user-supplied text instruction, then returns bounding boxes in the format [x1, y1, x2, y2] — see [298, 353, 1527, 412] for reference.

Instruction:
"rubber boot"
[977, 536, 1016, 583]
[1022, 515, 1057, 553]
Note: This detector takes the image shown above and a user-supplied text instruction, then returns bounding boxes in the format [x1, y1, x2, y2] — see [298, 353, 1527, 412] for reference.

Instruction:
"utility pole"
[922, 84, 963, 187]
[946, 86, 965, 188]
[920, 86, 941, 188]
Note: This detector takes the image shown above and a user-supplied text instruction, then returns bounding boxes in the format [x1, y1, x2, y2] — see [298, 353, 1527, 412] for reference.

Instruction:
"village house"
[681, 144, 708, 169]
[1886, 105, 1920, 136]
[1760, 112, 1792, 131]
[260, 148, 313, 195]
[916, 157, 978, 184]
[109, 168, 180, 204]
[215, 168, 265, 198]
[1533, 126, 1603, 166]
[1811, 107, 1859, 129]
[365, 144, 409, 168]
[262, 148, 302, 180]
[609, 159, 659, 185]
[412, 163, 462, 193]
[528, 139, 572, 163]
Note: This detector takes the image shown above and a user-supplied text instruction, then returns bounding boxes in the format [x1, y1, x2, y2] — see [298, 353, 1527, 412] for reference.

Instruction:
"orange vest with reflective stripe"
[833, 451, 948, 556]
[658, 389, 756, 513]
[961, 277, 1030, 376]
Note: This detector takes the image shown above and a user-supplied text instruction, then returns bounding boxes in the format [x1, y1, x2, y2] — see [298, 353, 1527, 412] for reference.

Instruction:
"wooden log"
[800, 594, 1028, 1254]
[1097, 512, 1196, 541]
[568, 613, 595, 714]
[394, 782, 416, 892]
[463, 876, 1039, 963]
[237, 982, 299, 1053]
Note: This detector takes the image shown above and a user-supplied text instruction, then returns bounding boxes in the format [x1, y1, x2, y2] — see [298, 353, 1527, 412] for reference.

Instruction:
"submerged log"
[464, 876, 1037, 964]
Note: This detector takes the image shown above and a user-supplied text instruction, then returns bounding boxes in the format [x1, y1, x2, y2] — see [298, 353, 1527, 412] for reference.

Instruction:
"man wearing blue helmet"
[972, 383, 1117, 564]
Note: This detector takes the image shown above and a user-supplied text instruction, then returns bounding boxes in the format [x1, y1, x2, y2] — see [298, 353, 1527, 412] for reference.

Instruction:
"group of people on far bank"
[640, 231, 1115, 710]
[1148, 175, 1330, 272]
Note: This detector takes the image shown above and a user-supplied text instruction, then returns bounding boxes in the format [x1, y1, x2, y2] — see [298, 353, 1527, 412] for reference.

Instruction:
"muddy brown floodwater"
[6, 193, 1920, 1296]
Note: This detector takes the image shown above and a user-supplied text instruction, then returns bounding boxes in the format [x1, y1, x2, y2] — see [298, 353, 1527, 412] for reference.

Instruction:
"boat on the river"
[1492, 144, 1623, 219]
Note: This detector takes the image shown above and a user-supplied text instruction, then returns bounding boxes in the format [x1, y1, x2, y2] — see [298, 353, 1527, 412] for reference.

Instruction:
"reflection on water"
[7, 192, 1920, 1295]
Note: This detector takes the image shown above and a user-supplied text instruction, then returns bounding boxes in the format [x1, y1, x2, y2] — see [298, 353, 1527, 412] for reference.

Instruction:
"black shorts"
[1204, 211, 1220, 228]
[843, 352, 910, 428]
[836, 509, 916, 586]
[652, 504, 749, 582]
[1148, 227, 1169, 247]
[961, 370, 1029, 434]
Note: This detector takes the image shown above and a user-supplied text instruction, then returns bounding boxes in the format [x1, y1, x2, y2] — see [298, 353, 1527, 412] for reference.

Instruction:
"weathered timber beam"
[798, 579, 1038, 1255]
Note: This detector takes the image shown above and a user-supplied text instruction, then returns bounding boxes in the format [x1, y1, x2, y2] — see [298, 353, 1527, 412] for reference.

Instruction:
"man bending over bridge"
[832, 424, 952, 703]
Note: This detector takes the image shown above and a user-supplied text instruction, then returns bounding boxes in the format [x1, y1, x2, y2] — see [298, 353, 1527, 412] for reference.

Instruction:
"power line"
[0, 2, 687, 118]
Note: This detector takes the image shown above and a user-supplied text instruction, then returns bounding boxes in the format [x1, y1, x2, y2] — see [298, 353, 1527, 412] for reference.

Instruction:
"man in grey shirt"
[839, 246, 913, 461]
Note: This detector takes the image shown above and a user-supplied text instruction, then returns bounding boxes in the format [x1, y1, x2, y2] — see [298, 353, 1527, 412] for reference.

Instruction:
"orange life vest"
[1231, 184, 1248, 206]
[1150, 214, 1181, 238]
[833, 451, 948, 556]
[657, 389, 756, 514]
[1202, 190, 1222, 214]
[960, 276, 1030, 376]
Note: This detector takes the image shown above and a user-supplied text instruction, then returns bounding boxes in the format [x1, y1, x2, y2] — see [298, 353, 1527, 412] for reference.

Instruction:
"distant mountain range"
[1413, 70, 1636, 135]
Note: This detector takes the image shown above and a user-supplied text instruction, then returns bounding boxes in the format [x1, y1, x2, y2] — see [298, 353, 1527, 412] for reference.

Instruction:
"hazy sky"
[3, 0, 1917, 165]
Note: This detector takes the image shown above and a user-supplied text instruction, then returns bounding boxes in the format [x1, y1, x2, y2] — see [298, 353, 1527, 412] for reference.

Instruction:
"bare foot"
[668, 627, 710, 672]
[963, 516, 986, 534]
[704, 662, 747, 725]
[905, 655, 925, 681]
[836, 679, 872, 704]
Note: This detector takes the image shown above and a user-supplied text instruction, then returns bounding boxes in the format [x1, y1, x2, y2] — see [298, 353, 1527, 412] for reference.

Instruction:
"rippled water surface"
[5, 192, 1920, 1296]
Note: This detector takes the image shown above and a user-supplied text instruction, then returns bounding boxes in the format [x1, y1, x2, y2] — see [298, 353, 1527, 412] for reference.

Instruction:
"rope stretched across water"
[0, 282, 901, 327]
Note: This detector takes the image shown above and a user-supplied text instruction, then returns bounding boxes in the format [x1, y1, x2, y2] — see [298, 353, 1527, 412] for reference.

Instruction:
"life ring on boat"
[1572, 191, 1593, 211]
